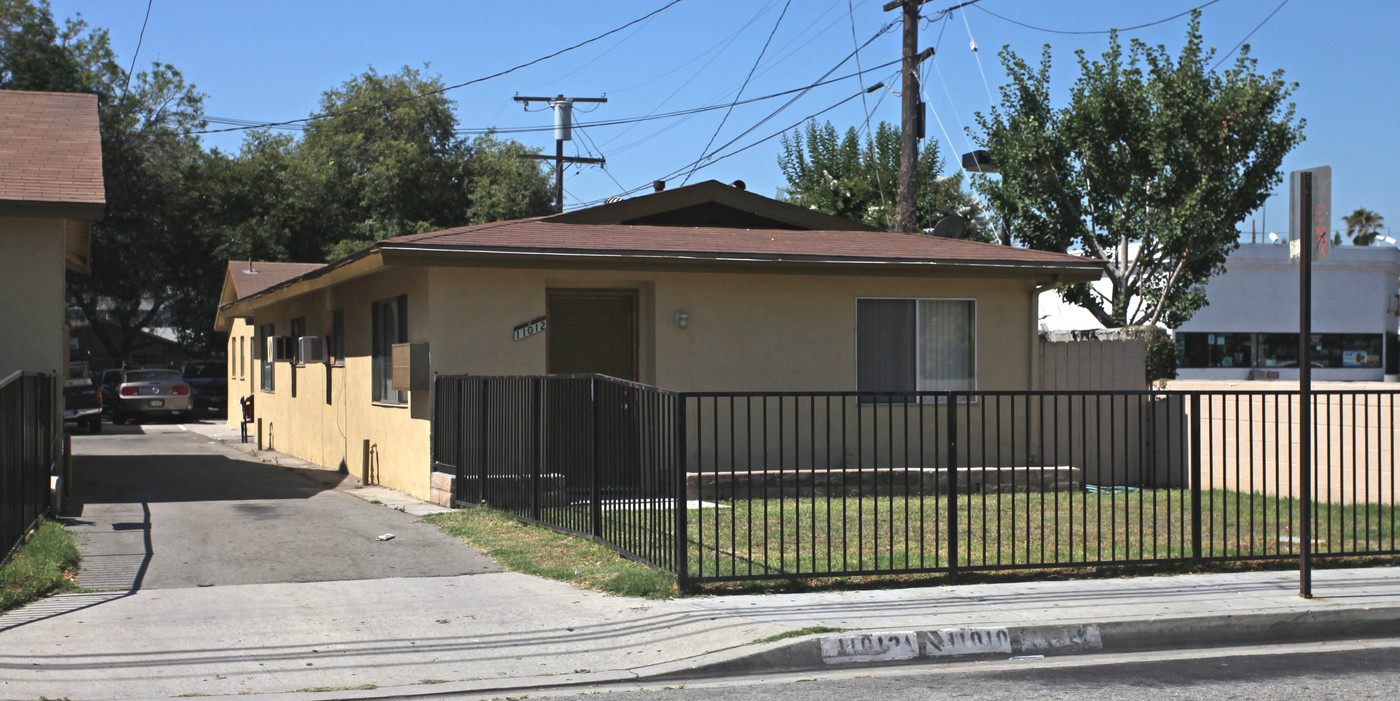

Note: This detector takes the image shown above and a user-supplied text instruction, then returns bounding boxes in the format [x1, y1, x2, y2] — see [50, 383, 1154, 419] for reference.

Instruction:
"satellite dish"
[930, 215, 967, 238]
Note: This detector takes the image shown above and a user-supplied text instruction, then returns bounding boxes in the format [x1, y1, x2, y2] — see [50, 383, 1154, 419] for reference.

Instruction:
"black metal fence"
[434, 374, 683, 573]
[1, 372, 57, 567]
[433, 378, 1400, 587]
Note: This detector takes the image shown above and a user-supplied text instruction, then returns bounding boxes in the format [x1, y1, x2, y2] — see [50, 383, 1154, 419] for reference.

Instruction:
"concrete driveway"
[63, 421, 500, 590]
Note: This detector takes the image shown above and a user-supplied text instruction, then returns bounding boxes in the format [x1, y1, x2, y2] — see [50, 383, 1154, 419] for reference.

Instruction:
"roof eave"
[378, 243, 1105, 282]
[218, 250, 386, 319]
[0, 199, 105, 221]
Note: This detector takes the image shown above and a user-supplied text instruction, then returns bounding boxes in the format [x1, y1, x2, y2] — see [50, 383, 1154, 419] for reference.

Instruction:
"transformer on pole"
[513, 94, 607, 213]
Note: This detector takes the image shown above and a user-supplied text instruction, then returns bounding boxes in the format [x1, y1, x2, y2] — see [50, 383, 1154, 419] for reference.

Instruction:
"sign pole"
[1297, 171, 1313, 600]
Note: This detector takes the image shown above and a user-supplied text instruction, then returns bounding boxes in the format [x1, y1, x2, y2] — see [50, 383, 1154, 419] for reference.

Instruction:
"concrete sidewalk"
[3, 422, 1399, 701]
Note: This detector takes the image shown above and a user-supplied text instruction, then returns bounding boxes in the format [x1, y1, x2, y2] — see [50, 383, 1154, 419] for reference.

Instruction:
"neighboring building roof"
[543, 180, 879, 231]
[214, 261, 327, 332]
[226, 261, 327, 300]
[0, 90, 105, 219]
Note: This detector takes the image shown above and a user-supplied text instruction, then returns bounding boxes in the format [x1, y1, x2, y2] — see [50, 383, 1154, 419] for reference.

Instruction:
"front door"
[546, 290, 638, 381]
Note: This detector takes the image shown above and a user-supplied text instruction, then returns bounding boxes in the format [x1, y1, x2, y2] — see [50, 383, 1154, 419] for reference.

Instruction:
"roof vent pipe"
[730, 180, 746, 190]
[653, 180, 666, 192]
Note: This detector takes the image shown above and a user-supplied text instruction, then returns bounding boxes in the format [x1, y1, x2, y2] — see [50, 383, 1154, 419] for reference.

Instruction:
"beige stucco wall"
[0, 217, 68, 379]
[230, 269, 431, 498]
[426, 266, 1037, 391]
[1165, 380, 1400, 504]
[224, 318, 257, 418]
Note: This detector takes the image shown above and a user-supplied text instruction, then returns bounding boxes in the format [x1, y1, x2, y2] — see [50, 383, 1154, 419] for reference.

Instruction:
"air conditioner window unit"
[266, 336, 295, 362]
[298, 336, 328, 364]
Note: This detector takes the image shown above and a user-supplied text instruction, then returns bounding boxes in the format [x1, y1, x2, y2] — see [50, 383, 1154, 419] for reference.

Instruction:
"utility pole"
[514, 94, 607, 213]
[884, 1, 937, 233]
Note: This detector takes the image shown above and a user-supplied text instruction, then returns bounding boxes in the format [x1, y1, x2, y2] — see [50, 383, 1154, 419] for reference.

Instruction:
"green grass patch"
[1, 519, 82, 613]
[753, 626, 849, 644]
[422, 508, 677, 599]
[688, 489, 1400, 580]
[424, 490, 1399, 596]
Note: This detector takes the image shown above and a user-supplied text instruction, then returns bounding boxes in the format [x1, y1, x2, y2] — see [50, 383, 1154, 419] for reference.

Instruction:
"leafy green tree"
[220, 68, 555, 262]
[973, 13, 1304, 328]
[462, 134, 555, 225]
[779, 120, 992, 241]
[1343, 207, 1385, 247]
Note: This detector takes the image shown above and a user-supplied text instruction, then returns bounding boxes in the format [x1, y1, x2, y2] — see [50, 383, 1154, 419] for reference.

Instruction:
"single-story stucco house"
[215, 181, 1103, 500]
[0, 90, 105, 382]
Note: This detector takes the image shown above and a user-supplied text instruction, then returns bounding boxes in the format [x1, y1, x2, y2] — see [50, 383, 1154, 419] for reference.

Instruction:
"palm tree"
[1343, 207, 1385, 246]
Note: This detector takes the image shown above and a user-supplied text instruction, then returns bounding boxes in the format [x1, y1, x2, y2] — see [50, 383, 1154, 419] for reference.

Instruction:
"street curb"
[157, 606, 1400, 701]
[634, 605, 1400, 680]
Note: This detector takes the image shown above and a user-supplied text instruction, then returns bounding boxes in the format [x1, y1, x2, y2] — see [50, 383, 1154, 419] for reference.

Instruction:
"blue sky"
[46, 0, 1400, 239]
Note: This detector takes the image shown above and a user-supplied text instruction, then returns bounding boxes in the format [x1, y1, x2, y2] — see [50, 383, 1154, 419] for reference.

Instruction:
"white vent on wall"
[298, 336, 328, 364]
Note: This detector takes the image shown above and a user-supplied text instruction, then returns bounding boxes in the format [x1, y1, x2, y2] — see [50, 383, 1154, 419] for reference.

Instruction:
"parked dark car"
[63, 361, 103, 433]
[181, 359, 228, 416]
[104, 368, 193, 424]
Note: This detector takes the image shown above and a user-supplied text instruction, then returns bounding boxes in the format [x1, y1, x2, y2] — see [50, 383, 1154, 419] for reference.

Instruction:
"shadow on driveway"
[59, 428, 499, 594]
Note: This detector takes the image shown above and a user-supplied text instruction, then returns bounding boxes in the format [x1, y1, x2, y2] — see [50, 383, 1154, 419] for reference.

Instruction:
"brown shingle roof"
[227, 261, 326, 299]
[0, 90, 104, 215]
[379, 219, 1102, 271]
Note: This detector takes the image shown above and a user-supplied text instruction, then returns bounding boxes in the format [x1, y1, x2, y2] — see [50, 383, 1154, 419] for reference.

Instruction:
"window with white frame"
[371, 295, 407, 405]
[856, 298, 975, 397]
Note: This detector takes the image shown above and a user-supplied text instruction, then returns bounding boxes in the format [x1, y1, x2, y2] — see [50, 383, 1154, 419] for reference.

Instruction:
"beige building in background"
[217, 181, 1103, 500]
[0, 91, 105, 381]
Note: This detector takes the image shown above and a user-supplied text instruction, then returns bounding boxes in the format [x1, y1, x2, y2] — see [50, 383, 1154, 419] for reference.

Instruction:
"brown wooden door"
[546, 290, 637, 381]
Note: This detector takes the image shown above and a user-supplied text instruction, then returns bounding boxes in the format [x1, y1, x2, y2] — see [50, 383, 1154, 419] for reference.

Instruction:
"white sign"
[513, 316, 546, 342]
[1289, 165, 1332, 260]
[820, 632, 919, 664]
[925, 627, 1012, 657]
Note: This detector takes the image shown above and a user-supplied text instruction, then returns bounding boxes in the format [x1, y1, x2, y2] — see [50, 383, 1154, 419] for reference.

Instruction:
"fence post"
[947, 392, 959, 580]
[1190, 392, 1203, 561]
[478, 379, 489, 505]
[675, 393, 690, 590]
[591, 376, 602, 538]
[531, 377, 543, 522]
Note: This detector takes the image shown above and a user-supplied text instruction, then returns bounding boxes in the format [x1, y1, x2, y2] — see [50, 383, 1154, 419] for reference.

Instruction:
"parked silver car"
[107, 368, 193, 424]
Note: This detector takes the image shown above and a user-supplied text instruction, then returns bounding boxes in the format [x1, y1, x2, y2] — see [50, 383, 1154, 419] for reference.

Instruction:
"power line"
[683, 0, 793, 185]
[1212, 0, 1291, 71]
[191, 59, 900, 138]
[850, 0, 888, 216]
[971, 0, 1224, 36]
[674, 22, 896, 187]
[122, 0, 154, 94]
[190, 0, 687, 135]
[959, 7, 996, 107]
[580, 85, 877, 208]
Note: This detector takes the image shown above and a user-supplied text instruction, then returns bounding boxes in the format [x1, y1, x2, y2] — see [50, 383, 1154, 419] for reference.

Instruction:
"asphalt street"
[483, 639, 1400, 701]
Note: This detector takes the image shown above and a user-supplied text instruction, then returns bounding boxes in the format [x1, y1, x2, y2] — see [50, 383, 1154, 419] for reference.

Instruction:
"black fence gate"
[433, 374, 683, 574]
[1, 372, 56, 566]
